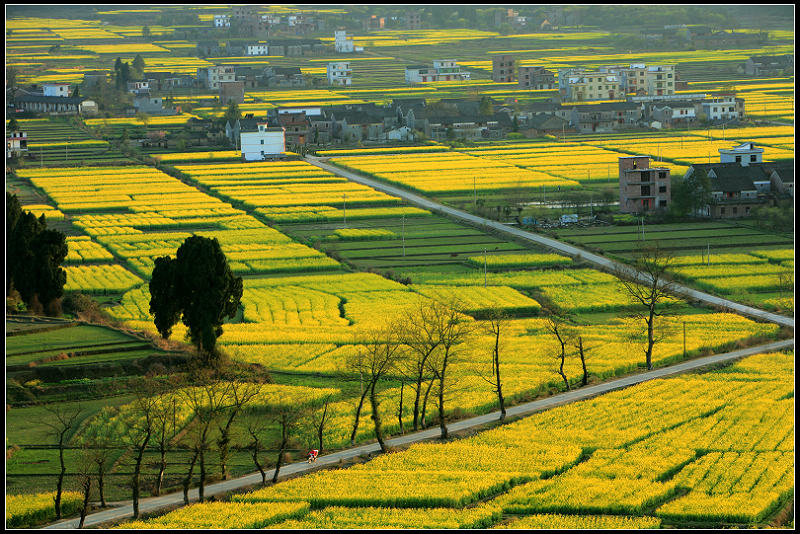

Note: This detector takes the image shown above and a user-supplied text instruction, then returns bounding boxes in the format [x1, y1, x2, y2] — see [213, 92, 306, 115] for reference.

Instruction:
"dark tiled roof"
[570, 102, 640, 112]
[272, 67, 302, 76]
[16, 95, 85, 105]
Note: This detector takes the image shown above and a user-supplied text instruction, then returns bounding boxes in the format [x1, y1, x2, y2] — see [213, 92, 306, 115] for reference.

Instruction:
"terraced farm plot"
[6, 323, 156, 368]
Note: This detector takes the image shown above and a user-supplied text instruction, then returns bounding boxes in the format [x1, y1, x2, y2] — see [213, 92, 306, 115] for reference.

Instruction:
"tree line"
[7, 193, 68, 315]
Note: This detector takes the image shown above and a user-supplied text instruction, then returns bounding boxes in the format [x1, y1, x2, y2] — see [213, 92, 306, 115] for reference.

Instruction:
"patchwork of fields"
[116, 351, 793, 529]
[5, 6, 794, 530]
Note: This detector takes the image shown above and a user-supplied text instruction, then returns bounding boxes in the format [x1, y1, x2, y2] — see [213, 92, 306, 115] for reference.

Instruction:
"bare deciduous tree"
[477, 307, 509, 420]
[545, 315, 571, 391]
[396, 302, 444, 431]
[179, 378, 234, 503]
[123, 378, 161, 519]
[216, 380, 261, 480]
[303, 392, 335, 454]
[346, 325, 404, 452]
[574, 335, 591, 387]
[271, 399, 305, 483]
[422, 300, 475, 440]
[75, 442, 93, 529]
[616, 244, 677, 370]
[244, 413, 270, 486]
[43, 404, 84, 520]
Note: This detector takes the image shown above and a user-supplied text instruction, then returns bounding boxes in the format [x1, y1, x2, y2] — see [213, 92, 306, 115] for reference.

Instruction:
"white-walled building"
[702, 95, 740, 121]
[241, 122, 286, 161]
[405, 60, 470, 83]
[719, 142, 764, 166]
[42, 83, 71, 97]
[334, 30, 362, 53]
[246, 43, 269, 56]
[327, 61, 352, 86]
[334, 30, 353, 52]
[214, 14, 230, 27]
[7, 131, 28, 158]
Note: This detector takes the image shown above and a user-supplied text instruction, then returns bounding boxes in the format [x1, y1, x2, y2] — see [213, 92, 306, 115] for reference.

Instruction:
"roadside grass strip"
[6, 492, 83, 528]
[116, 501, 310, 529]
[692, 275, 791, 295]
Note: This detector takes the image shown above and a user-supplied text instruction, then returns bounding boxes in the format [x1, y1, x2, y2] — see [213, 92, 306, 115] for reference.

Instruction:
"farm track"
[42, 338, 795, 530]
[306, 156, 794, 330]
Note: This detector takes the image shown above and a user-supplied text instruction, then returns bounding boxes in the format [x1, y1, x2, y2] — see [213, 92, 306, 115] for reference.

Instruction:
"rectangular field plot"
[331, 152, 580, 196]
[500, 475, 680, 515]
[267, 504, 500, 529]
[497, 514, 661, 529]
[413, 285, 541, 317]
[234, 470, 521, 508]
[240, 287, 349, 327]
[63, 264, 143, 294]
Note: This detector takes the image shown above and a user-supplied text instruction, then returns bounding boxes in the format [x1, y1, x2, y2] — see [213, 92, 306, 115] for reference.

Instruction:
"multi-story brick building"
[618, 156, 671, 213]
[559, 69, 623, 101]
[492, 55, 515, 82]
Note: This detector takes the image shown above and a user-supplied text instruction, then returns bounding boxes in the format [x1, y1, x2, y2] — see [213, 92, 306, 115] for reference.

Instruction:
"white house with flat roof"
[327, 61, 352, 86]
[241, 122, 285, 161]
[42, 83, 71, 97]
[719, 142, 763, 166]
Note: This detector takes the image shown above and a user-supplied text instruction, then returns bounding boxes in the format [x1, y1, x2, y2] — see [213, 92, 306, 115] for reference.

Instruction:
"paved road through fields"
[44, 338, 793, 529]
[305, 156, 794, 330]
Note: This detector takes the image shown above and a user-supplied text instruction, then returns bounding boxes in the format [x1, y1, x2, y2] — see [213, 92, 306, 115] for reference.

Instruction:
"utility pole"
[484, 248, 487, 288]
[641, 217, 645, 241]
[707, 243, 710, 266]
[682, 322, 687, 358]
[401, 214, 405, 257]
[473, 176, 476, 208]
[342, 193, 346, 228]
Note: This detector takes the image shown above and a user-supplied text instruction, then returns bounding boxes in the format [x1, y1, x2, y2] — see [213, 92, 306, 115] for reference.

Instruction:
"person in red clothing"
[308, 449, 319, 463]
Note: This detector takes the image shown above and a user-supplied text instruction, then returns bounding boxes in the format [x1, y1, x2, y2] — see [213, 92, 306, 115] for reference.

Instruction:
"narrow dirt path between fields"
[305, 156, 794, 330]
[43, 338, 793, 529]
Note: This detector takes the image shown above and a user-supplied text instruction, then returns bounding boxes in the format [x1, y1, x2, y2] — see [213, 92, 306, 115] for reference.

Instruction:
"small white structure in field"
[241, 122, 285, 161]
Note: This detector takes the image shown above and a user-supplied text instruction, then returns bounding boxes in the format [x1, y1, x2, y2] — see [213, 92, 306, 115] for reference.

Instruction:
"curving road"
[44, 338, 793, 529]
[305, 156, 794, 330]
